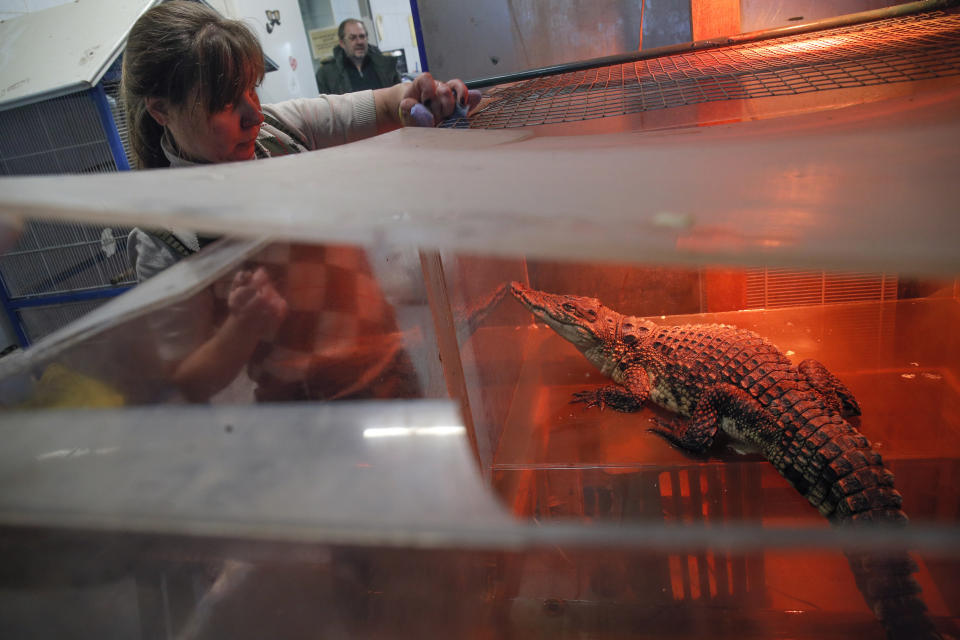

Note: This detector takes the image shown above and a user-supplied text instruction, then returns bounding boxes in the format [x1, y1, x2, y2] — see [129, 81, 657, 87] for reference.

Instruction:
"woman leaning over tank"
[121, 1, 478, 403]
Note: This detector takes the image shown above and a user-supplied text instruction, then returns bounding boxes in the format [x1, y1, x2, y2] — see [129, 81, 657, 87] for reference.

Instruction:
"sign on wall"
[309, 26, 340, 59]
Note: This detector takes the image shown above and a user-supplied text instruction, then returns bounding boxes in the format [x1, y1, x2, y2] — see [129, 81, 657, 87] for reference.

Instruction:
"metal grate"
[0, 54, 135, 344]
[744, 268, 898, 309]
[0, 91, 119, 175]
[102, 79, 134, 169]
[0, 220, 135, 298]
[444, 9, 960, 129]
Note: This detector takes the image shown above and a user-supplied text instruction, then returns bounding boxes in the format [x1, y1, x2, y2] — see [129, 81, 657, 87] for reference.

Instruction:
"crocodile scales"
[510, 281, 942, 640]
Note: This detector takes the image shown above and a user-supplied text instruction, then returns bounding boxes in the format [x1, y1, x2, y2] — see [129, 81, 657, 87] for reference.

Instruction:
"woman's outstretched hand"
[375, 73, 482, 131]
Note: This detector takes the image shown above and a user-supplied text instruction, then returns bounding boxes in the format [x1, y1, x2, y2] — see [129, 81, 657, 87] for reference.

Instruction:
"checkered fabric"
[255, 112, 309, 158]
[235, 242, 422, 402]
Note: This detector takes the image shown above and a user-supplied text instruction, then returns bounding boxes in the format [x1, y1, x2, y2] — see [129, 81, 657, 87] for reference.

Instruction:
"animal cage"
[0, 49, 136, 347]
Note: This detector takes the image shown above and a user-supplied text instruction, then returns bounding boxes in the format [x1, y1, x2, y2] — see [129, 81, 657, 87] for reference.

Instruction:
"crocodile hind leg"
[798, 359, 862, 416]
[649, 383, 779, 454]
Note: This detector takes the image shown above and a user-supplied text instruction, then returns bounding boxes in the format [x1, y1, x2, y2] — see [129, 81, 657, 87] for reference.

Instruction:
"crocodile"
[509, 281, 942, 640]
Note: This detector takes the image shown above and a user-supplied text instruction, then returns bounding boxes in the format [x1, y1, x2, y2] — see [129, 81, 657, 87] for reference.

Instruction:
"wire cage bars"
[443, 8, 960, 129]
[0, 59, 135, 347]
[441, 7, 952, 311]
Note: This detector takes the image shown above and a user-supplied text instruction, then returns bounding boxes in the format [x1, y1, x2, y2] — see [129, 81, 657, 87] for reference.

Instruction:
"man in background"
[316, 18, 401, 94]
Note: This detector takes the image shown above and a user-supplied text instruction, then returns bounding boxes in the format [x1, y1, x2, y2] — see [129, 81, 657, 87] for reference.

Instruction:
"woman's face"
[162, 86, 264, 164]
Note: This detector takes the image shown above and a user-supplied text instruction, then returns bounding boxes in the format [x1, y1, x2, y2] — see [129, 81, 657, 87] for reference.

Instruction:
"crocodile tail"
[826, 449, 941, 639]
[777, 412, 941, 639]
[842, 547, 940, 640]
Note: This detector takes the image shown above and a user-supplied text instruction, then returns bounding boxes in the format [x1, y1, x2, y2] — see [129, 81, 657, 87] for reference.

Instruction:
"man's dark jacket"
[315, 45, 401, 95]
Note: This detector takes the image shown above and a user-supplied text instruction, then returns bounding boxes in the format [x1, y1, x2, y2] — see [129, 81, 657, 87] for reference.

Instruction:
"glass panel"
[0, 238, 443, 407]
[435, 254, 960, 637]
[442, 256, 960, 527]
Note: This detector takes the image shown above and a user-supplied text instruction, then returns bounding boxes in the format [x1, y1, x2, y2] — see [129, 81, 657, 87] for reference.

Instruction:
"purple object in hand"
[409, 103, 435, 127]
[408, 90, 481, 127]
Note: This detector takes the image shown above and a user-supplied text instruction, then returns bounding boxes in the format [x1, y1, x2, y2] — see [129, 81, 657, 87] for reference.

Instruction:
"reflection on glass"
[145, 242, 426, 404]
[363, 425, 467, 438]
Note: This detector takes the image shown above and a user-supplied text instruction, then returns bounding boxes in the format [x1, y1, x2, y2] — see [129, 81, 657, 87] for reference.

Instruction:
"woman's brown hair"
[121, 1, 265, 168]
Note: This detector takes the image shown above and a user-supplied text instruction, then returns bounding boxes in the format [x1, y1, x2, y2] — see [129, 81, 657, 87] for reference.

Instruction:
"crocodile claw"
[647, 417, 676, 441]
[571, 390, 604, 410]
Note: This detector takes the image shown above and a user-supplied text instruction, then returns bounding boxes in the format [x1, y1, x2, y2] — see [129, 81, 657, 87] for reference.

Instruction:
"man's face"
[340, 21, 369, 65]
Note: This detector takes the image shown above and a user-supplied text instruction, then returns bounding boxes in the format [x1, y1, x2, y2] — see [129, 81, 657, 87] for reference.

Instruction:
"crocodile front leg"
[650, 383, 780, 454]
[798, 359, 861, 416]
[571, 363, 650, 412]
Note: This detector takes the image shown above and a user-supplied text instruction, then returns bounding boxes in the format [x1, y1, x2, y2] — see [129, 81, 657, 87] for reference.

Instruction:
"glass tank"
[436, 253, 960, 638]
[0, 4, 959, 638]
[0, 243, 956, 639]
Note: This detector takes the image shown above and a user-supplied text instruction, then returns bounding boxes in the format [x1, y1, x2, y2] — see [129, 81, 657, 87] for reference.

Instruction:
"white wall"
[368, 0, 420, 74]
[224, 0, 320, 102]
[329, 0, 359, 25]
[0, 0, 73, 22]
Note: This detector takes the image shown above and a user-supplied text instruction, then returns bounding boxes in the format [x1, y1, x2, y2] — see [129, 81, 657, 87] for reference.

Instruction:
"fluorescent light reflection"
[36, 446, 119, 461]
[363, 426, 466, 439]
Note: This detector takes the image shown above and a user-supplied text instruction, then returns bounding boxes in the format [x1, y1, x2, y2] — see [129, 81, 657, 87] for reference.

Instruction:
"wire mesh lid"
[443, 8, 960, 129]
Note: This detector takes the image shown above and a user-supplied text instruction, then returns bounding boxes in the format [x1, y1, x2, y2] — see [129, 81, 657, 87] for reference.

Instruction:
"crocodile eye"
[562, 303, 576, 312]
[585, 309, 597, 321]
